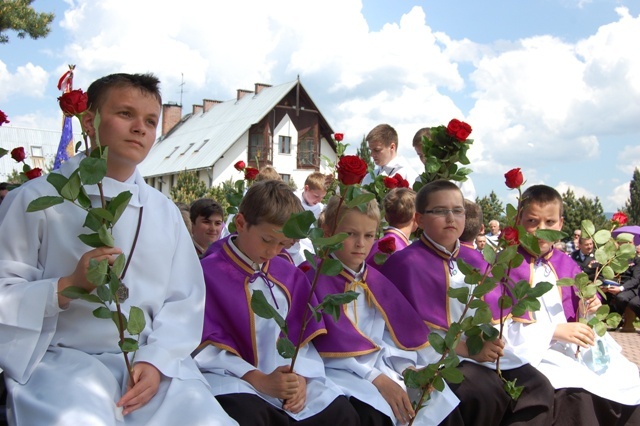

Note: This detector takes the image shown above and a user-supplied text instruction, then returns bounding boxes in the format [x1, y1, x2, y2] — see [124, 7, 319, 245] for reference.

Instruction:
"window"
[297, 138, 316, 167]
[248, 124, 273, 166]
[31, 146, 43, 157]
[280, 174, 291, 183]
[279, 136, 291, 154]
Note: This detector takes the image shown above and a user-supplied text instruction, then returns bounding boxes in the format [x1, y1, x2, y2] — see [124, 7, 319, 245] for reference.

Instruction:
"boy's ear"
[235, 213, 247, 232]
[81, 110, 97, 139]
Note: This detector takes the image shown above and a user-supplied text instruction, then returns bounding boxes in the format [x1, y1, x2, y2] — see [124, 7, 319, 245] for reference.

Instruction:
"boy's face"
[303, 186, 326, 206]
[518, 201, 563, 255]
[82, 86, 160, 181]
[414, 144, 426, 165]
[368, 140, 396, 167]
[192, 213, 224, 248]
[328, 210, 377, 271]
[415, 189, 465, 253]
[234, 214, 292, 265]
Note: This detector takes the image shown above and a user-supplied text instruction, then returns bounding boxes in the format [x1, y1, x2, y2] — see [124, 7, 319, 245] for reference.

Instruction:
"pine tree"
[562, 188, 607, 236]
[475, 191, 504, 231]
[0, 0, 54, 43]
[625, 168, 640, 225]
[170, 170, 208, 205]
[356, 135, 373, 170]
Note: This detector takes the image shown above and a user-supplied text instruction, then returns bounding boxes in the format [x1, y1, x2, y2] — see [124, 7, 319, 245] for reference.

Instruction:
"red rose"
[383, 176, 399, 189]
[502, 226, 519, 246]
[234, 160, 246, 171]
[337, 155, 368, 185]
[244, 167, 259, 181]
[11, 147, 26, 162]
[299, 264, 312, 273]
[24, 168, 43, 180]
[334, 133, 344, 142]
[378, 236, 396, 254]
[504, 168, 524, 189]
[446, 119, 472, 141]
[58, 89, 89, 117]
[612, 212, 628, 226]
[393, 173, 409, 188]
[0, 109, 9, 126]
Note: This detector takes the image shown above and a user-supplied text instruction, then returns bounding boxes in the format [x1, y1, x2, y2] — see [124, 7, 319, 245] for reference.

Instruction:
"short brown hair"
[412, 127, 432, 148]
[415, 180, 463, 213]
[255, 166, 282, 182]
[518, 185, 564, 219]
[304, 172, 327, 191]
[323, 195, 380, 234]
[87, 73, 161, 111]
[366, 124, 398, 148]
[384, 188, 416, 227]
[460, 199, 484, 243]
[239, 180, 303, 226]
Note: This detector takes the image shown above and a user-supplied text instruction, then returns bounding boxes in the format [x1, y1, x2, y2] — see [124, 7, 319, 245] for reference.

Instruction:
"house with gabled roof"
[139, 78, 338, 195]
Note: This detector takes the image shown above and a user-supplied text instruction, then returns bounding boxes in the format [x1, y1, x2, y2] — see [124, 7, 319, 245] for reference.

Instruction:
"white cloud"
[0, 61, 49, 100]
[617, 146, 640, 175]
[609, 182, 630, 211]
[555, 181, 595, 199]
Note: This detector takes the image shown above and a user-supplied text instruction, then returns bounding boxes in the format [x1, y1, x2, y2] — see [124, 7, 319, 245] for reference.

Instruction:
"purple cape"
[200, 240, 326, 366]
[301, 262, 430, 357]
[366, 228, 411, 270]
[379, 235, 487, 330]
[484, 248, 581, 323]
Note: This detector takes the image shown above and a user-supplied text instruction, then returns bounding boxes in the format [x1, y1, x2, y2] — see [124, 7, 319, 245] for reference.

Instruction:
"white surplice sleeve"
[0, 180, 66, 384]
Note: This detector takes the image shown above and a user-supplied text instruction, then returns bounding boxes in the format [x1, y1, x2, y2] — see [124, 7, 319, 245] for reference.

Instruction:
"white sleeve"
[0, 183, 68, 384]
[194, 345, 257, 378]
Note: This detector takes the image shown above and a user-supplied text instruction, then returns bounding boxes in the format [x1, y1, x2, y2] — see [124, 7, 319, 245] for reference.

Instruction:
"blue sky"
[1, 0, 639, 212]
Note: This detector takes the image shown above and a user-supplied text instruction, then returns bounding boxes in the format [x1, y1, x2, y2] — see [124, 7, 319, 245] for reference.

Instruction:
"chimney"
[161, 102, 182, 136]
[255, 83, 271, 94]
[237, 89, 253, 101]
[192, 104, 203, 115]
[203, 99, 221, 112]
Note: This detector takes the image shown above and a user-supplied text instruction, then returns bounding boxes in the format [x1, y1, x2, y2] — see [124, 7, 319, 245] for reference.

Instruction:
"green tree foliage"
[0, 0, 54, 43]
[624, 168, 640, 225]
[170, 170, 208, 205]
[356, 135, 373, 171]
[476, 191, 504, 231]
[561, 189, 607, 237]
[206, 184, 230, 218]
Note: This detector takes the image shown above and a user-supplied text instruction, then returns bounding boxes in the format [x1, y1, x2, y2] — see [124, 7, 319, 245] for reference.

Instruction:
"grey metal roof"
[139, 80, 301, 178]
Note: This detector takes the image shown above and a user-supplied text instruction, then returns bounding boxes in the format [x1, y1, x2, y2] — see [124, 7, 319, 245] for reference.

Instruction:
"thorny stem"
[409, 262, 493, 425]
[288, 195, 346, 373]
[115, 300, 134, 386]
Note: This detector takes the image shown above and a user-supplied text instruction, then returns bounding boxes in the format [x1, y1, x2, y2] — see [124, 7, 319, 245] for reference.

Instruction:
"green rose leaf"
[111, 311, 128, 333]
[482, 245, 497, 264]
[226, 206, 238, 215]
[513, 281, 530, 300]
[345, 192, 376, 209]
[251, 290, 287, 333]
[556, 277, 575, 287]
[26, 196, 65, 212]
[319, 258, 344, 276]
[127, 306, 146, 335]
[465, 335, 483, 355]
[479, 324, 499, 340]
[593, 321, 607, 337]
[529, 281, 553, 298]
[61, 170, 82, 201]
[87, 258, 109, 286]
[77, 187, 91, 209]
[107, 191, 132, 225]
[593, 229, 611, 246]
[535, 229, 565, 244]
[46, 173, 69, 194]
[282, 210, 315, 239]
[96, 284, 112, 303]
[93, 306, 113, 319]
[605, 313, 622, 328]
[472, 281, 496, 298]
[504, 379, 524, 401]
[444, 323, 461, 350]
[111, 253, 126, 277]
[581, 220, 596, 238]
[83, 210, 102, 232]
[59, 285, 89, 300]
[374, 252, 388, 265]
[276, 337, 296, 359]
[119, 337, 139, 353]
[472, 306, 492, 325]
[428, 332, 446, 354]
[97, 224, 115, 247]
[78, 232, 104, 248]
[79, 156, 107, 185]
[439, 367, 464, 384]
[601, 265, 615, 280]
[498, 295, 513, 310]
[447, 287, 470, 304]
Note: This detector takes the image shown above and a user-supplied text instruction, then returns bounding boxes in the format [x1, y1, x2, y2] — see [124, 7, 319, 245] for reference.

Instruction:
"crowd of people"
[0, 72, 639, 425]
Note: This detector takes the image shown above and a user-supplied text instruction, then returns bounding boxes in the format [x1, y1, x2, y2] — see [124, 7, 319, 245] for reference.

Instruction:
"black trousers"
[614, 288, 640, 317]
[440, 362, 554, 426]
[554, 388, 640, 426]
[349, 397, 393, 426]
[216, 393, 360, 426]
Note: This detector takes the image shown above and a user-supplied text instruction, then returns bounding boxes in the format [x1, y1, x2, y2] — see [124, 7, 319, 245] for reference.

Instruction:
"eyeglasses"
[423, 208, 466, 217]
